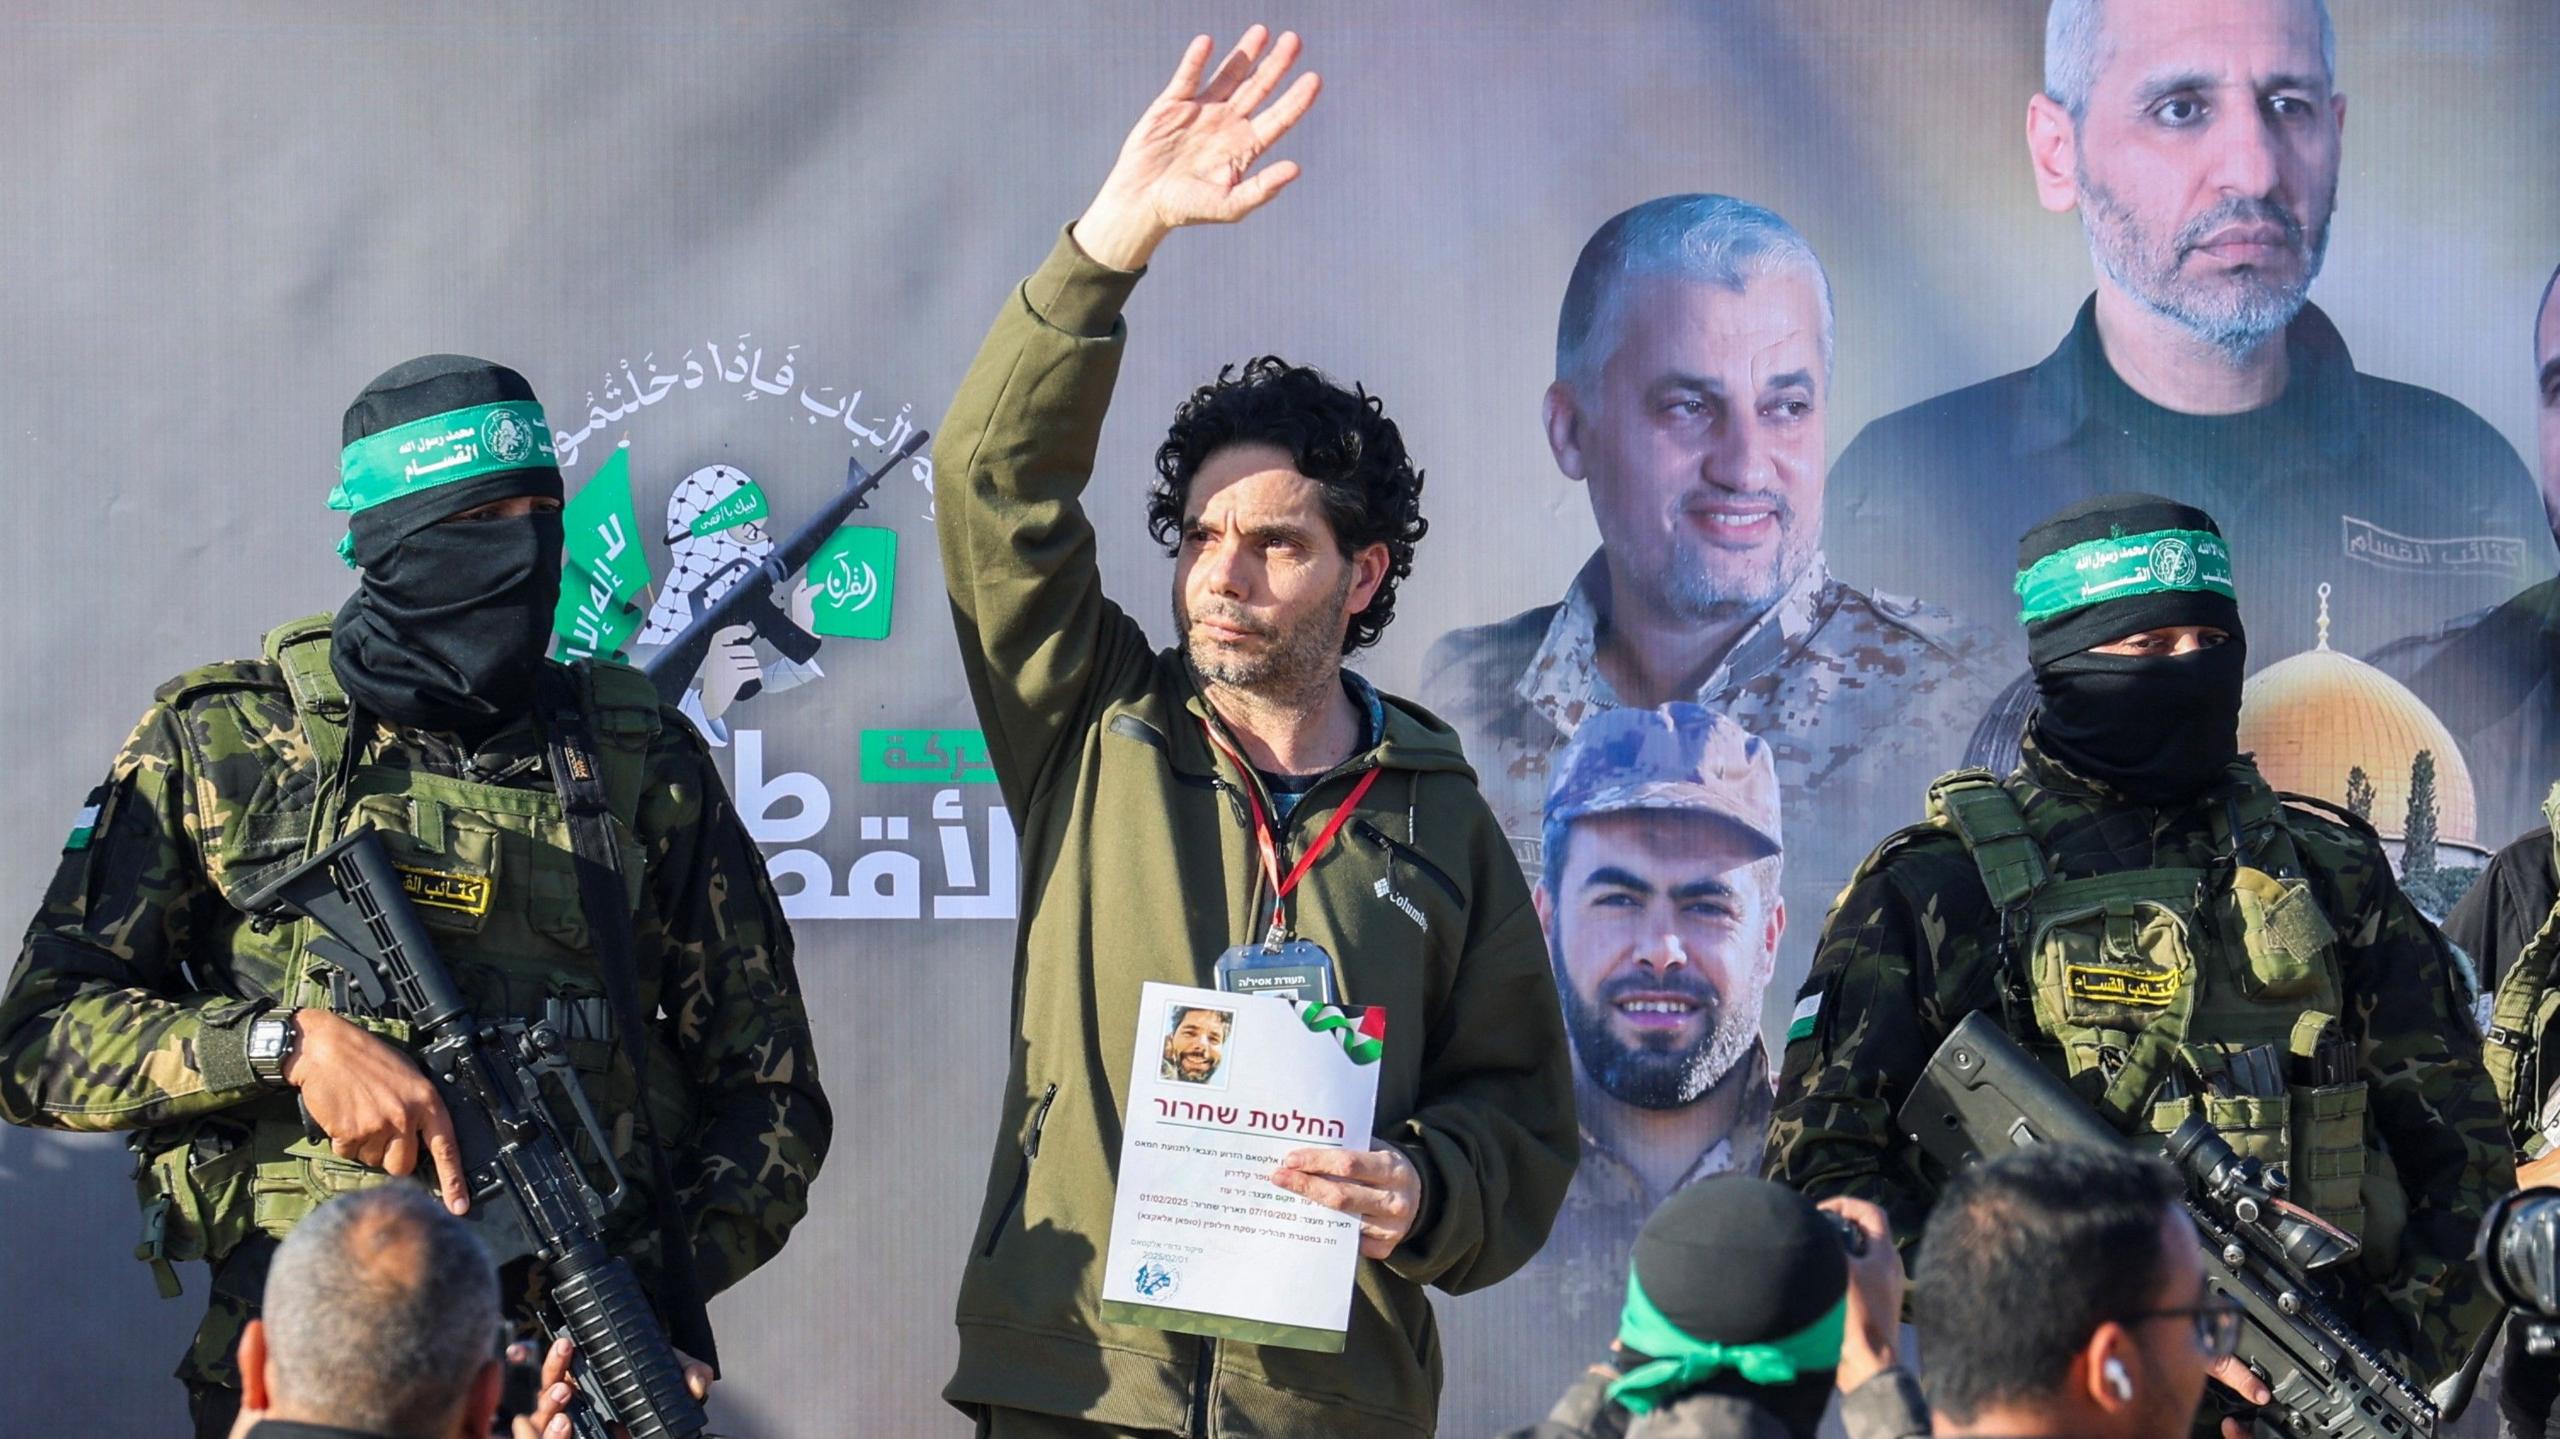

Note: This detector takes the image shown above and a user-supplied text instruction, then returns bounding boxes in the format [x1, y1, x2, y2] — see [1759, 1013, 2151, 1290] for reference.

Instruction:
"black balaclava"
[2017, 493, 2246, 807]
[329, 355, 565, 735]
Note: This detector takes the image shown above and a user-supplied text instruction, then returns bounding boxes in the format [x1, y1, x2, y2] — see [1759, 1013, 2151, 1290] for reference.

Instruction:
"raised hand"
[1074, 25, 1322, 271]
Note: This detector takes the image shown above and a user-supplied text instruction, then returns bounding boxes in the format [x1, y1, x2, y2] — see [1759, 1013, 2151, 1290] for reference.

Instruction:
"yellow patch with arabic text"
[2063, 963, 2178, 1009]
[395, 864, 493, 918]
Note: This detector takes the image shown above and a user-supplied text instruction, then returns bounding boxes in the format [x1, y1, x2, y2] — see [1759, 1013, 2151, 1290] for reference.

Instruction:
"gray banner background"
[2, 3, 2553, 1434]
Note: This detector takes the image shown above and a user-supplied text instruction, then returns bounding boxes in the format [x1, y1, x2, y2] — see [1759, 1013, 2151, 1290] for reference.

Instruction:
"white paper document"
[1098, 981, 1386, 1352]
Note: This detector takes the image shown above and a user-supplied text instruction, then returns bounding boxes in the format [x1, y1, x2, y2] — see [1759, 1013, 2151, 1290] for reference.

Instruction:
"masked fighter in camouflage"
[0, 356, 832, 1438]
[1761, 493, 2510, 1404]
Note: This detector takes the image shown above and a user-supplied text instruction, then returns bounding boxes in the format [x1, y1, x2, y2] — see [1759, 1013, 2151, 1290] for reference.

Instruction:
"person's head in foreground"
[1604, 1176, 1850, 1439]
[235, 1185, 504, 1439]
[1916, 1143, 2235, 1439]
[2017, 492, 2243, 806]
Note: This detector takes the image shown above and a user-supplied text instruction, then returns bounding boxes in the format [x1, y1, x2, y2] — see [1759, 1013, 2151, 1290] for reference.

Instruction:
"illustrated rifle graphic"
[641, 431, 929, 707]
[1901, 1012, 2437, 1439]
[246, 829, 709, 1439]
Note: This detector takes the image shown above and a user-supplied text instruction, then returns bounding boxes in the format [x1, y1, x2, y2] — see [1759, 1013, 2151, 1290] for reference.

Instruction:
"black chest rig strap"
[537, 667, 719, 1373]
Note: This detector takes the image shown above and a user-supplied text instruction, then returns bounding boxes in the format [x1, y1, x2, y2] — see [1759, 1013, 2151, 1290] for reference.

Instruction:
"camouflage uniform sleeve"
[638, 718, 833, 1297]
[0, 702, 264, 1130]
[2339, 864, 2515, 1382]
[1759, 855, 1964, 1248]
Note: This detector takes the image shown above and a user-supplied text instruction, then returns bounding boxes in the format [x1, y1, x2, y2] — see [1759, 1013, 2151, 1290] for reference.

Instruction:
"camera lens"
[2480, 1191, 2560, 1318]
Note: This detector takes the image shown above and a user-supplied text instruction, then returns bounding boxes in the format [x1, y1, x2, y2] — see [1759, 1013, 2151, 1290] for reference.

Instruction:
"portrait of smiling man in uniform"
[1422, 194, 1986, 1052]
[1452, 703, 1788, 1411]
[1822, 0, 2552, 671]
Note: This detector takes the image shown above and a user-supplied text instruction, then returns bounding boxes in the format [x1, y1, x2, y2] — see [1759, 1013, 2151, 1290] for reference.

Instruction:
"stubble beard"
[1646, 504, 1812, 626]
[1556, 953, 1764, 1110]
[2079, 166, 2333, 362]
[1177, 570, 1353, 709]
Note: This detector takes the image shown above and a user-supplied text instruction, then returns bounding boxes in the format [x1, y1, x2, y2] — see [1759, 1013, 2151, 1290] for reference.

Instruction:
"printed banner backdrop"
[2, 3, 2556, 1434]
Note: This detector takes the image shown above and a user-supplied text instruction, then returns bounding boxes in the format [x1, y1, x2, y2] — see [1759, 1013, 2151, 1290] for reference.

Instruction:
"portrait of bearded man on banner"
[1420, 193, 1991, 1049]
[1823, 0, 2553, 675]
[1444, 703, 1788, 1420]
[633, 462, 829, 744]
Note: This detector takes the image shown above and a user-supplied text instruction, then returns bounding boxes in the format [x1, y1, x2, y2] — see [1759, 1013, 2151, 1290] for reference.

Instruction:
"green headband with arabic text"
[1605, 1272, 1845, 1415]
[330, 401, 559, 518]
[2013, 527, 2236, 626]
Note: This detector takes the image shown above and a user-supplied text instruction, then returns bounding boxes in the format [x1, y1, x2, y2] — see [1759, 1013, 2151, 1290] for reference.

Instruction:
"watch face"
[249, 1020, 285, 1060]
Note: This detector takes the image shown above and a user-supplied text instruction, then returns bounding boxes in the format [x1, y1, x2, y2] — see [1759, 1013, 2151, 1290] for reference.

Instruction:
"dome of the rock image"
[2236, 585, 2483, 866]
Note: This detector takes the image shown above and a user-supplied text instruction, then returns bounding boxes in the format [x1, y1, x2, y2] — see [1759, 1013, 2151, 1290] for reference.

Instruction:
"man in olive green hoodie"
[935, 26, 1580, 1439]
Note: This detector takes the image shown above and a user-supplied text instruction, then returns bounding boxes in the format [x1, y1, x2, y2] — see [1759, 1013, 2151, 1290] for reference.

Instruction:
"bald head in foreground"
[233, 1186, 503, 1439]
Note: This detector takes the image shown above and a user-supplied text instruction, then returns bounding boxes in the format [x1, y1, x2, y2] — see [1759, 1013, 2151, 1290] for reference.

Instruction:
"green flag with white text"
[807, 525, 898, 640]
[553, 444, 651, 661]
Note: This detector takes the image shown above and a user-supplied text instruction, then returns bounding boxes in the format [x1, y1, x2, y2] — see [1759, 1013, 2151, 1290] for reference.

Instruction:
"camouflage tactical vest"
[129, 614, 679, 1296]
[1924, 768, 2396, 1266]
[2481, 784, 2560, 1155]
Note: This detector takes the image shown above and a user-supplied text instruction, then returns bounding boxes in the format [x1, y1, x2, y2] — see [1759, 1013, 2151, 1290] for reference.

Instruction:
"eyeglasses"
[2124, 1292, 2244, 1360]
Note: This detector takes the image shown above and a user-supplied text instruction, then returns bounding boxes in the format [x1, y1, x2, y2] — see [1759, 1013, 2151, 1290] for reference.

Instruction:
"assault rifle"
[1900, 1013, 2438, 1439]
[245, 828, 708, 1439]
[641, 430, 930, 707]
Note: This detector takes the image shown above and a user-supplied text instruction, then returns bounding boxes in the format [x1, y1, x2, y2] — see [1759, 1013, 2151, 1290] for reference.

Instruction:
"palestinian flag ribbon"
[1292, 1000, 1385, 1065]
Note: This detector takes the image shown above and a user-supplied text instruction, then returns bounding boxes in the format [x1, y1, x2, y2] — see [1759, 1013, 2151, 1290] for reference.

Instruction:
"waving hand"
[1074, 26, 1322, 271]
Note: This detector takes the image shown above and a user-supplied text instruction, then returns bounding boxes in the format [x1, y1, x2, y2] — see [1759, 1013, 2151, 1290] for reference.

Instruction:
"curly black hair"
[1147, 356, 1429, 655]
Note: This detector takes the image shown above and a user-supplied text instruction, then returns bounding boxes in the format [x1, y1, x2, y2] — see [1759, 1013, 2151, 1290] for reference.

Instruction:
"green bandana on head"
[331, 401, 558, 520]
[2014, 527, 2234, 626]
[1605, 1272, 1846, 1416]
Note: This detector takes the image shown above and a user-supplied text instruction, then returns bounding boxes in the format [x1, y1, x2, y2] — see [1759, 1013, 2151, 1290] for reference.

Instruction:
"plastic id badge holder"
[1213, 939, 1337, 1005]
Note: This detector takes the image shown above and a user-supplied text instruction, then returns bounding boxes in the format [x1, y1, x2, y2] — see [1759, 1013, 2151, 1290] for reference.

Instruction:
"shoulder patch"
[1785, 991, 1823, 1044]
[63, 785, 105, 852]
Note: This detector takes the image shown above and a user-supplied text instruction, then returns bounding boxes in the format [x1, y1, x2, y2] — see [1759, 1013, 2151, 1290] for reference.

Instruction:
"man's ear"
[1760, 896, 1786, 984]
[2026, 92, 2081, 214]
[1531, 880, 1554, 934]
[1545, 381, 1587, 483]
[1347, 540, 1391, 616]
[2083, 1320, 2141, 1414]
[456, 1356, 506, 1439]
[238, 1318, 274, 1413]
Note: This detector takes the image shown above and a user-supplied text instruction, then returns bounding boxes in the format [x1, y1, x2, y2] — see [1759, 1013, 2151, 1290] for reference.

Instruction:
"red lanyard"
[1202, 719, 1382, 948]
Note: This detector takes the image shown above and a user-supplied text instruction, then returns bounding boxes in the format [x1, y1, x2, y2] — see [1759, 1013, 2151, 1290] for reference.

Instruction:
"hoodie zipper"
[979, 1082, 1058, 1258]
[1188, 1337, 1214, 1437]
[1351, 818, 1463, 906]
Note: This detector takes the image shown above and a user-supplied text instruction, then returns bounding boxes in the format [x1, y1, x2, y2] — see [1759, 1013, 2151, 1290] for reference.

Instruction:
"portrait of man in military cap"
[1448, 703, 1788, 1397]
